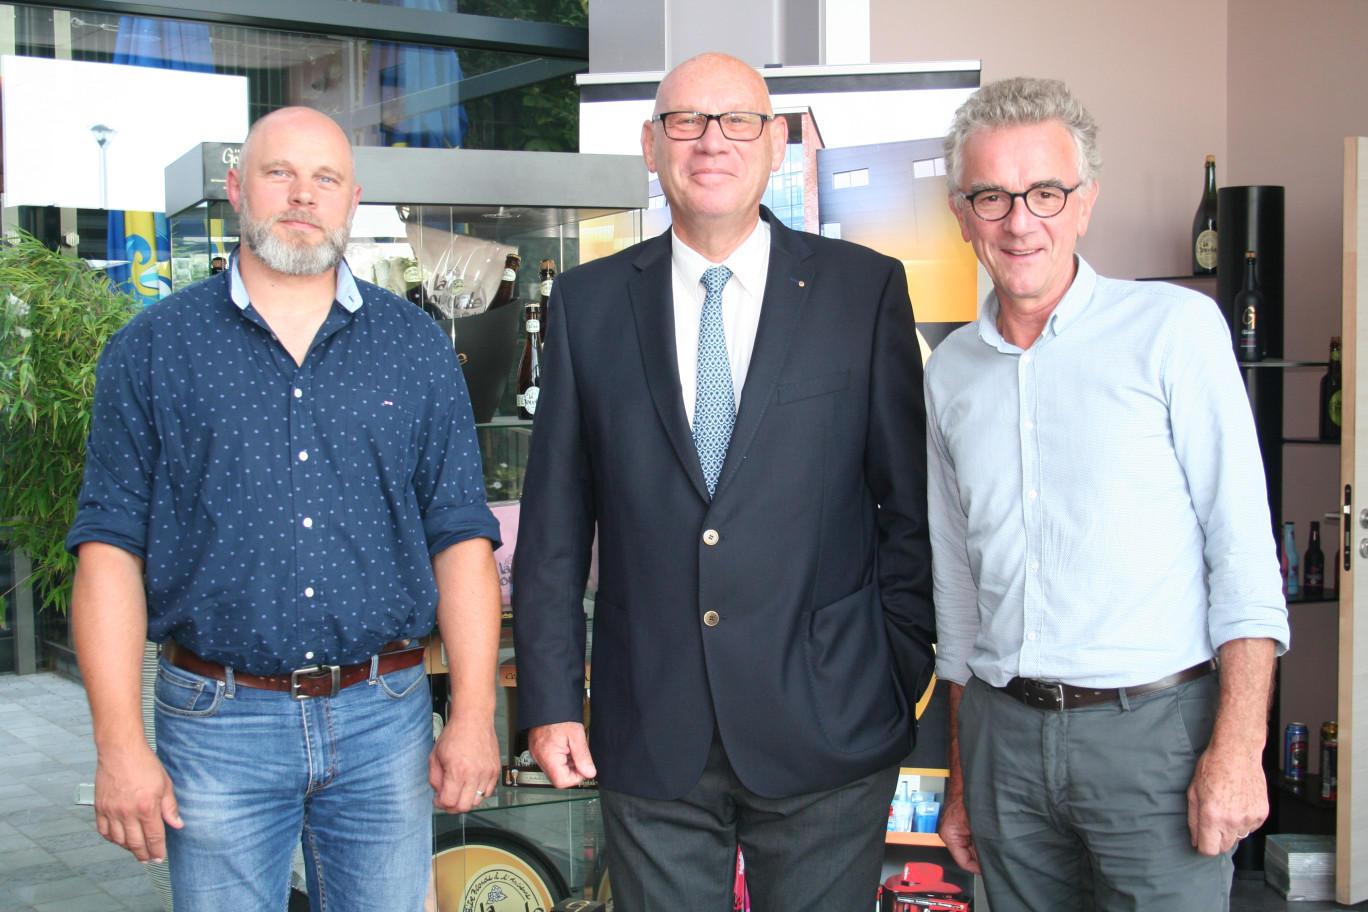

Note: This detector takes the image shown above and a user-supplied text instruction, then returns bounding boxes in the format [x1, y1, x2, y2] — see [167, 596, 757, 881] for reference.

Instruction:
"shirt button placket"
[1019, 349, 1045, 673]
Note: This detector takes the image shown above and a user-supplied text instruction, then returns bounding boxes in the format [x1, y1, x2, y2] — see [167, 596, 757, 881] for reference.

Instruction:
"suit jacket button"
[702, 529, 719, 545]
[703, 610, 720, 626]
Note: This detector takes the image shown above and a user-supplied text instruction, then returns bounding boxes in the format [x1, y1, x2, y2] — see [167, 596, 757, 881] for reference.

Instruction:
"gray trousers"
[599, 732, 899, 912]
[960, 673, 1233, 912]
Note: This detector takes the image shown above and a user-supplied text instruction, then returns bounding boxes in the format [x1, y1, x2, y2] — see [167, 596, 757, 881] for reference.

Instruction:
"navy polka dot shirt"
[67, 259, 500, 675]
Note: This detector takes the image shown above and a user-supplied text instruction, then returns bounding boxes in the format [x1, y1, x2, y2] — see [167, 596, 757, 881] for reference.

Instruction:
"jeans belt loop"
[291, 664, 342, 700]
[223, 665, 236, 698]
[368, 653, 381, 684]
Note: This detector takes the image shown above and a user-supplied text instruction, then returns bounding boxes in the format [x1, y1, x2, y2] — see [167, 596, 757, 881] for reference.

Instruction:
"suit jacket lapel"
[628, 233, 713, 502]
[715, 213, 815, 497]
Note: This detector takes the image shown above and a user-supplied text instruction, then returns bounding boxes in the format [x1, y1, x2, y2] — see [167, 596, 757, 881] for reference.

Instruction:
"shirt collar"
[976, 255, 1097, 352]
[671, 216, 771, 298]
[228, 249, 364, 314]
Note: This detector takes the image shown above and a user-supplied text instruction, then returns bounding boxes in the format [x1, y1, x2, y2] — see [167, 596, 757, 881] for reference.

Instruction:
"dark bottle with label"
[484, 253, 522, 312]
[537, 258, 556, 353]
[516, 300, 542, 420]
[1234, 251, 1265, 362]
[1192, 155, 1218, 275]
[1304, 521, 1325, 599]
[1321, 336, 1342, 441]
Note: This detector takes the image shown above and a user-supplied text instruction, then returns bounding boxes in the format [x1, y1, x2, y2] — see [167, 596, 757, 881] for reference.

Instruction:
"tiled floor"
[1, 670, 1364, 911]
[0, 673, 161, 912]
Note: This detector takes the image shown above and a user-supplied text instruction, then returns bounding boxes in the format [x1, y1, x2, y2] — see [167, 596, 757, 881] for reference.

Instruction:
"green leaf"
[0, 232, 139, 614]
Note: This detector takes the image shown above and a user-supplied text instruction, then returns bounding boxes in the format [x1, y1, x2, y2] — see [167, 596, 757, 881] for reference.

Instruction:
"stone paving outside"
[0, 672, 161, 912]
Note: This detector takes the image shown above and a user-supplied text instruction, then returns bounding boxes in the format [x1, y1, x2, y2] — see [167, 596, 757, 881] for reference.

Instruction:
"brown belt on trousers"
[162, 639, 425, 700]
[995, 659, 1217, 712]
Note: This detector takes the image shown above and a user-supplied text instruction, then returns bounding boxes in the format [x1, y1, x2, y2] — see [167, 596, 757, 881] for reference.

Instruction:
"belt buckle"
[1024, 679, 1064, 711]
[291, 665, 342, 700]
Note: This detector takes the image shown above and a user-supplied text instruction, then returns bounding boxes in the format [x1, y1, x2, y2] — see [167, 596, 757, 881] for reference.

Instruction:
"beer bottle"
[537, 258, 557, 353]
[1192, 155, 1218, 275]
[1304, 521, 1325, 599]
[1234, 252, 1264, 362]
[485, 253, 522, 312]
[516, 300, 542, 420]
[1320, 336, 1342, 441]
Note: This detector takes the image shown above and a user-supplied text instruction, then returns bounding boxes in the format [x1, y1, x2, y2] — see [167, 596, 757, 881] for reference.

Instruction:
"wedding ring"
[1237, 832, 1249, 839]
[474, 789, 485, 798]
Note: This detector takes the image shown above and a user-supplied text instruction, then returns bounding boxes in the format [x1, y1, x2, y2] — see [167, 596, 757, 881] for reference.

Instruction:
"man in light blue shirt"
[925, 77, 1289, 911]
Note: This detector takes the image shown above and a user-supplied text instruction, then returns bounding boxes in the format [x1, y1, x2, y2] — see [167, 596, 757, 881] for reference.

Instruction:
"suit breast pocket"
[777, 370, 850, 405]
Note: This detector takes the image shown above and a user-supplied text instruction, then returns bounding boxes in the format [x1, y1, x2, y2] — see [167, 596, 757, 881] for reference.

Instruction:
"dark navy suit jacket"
[512, 208, 935, 800]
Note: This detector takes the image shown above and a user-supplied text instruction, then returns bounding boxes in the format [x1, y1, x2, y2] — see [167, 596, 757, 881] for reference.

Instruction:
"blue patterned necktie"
[693, 265, 735, 497]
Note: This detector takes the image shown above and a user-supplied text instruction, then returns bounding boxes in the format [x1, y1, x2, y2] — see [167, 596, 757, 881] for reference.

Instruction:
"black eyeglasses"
[960, 184, 1080, 221]
[651, 111, 775, 142]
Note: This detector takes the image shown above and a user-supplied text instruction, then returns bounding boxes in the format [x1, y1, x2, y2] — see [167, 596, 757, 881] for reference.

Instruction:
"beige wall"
[871, 0, 1229, 281]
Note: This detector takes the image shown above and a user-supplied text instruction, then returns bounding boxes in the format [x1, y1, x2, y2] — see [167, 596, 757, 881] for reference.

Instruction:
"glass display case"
[433, 787, 607, 911]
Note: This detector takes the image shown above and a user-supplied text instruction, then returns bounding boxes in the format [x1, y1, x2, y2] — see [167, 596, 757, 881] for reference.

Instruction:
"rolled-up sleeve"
[411, 329, 501, 557]
[1164, 301, 1289, 654]
[66, 321, 156, 559]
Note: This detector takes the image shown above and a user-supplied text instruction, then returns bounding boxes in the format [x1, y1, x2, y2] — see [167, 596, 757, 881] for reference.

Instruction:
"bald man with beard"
[68, 107, 502, 912]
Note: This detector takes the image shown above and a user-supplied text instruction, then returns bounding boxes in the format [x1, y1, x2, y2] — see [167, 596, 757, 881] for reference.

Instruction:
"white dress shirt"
[671, 218, 771, 424]
[925, 257, 1289, 689]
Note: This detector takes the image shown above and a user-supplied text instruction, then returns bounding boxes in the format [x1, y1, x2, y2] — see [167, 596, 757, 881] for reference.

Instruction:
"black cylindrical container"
[1217, 186, 1285, 358]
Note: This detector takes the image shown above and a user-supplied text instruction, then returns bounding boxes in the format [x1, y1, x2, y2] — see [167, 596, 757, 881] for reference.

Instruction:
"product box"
[1265, 833, 1335, 902]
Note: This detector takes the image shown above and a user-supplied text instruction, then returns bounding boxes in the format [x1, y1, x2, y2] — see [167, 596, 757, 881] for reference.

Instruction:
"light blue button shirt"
[926, 257, 1289, 689]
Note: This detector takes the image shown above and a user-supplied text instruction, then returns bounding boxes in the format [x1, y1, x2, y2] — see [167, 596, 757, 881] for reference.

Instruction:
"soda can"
[1285, 723, 1308, 782]
[1320, 721, 1338, 802]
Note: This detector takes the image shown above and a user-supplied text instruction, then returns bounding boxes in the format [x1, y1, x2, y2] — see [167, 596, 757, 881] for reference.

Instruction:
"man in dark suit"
[512, 51, 934, 911]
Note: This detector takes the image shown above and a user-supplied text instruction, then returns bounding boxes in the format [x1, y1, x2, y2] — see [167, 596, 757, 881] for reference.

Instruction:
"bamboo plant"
[0, 233, 139, 618]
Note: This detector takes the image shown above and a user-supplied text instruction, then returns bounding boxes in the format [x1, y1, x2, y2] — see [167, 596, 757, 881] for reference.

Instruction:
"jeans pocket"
[154, 662, 225, 717]
[376, 661, 427, 700]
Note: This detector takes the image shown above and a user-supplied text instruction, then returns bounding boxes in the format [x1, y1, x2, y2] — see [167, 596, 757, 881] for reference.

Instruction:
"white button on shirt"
[671, 219, 771, 424]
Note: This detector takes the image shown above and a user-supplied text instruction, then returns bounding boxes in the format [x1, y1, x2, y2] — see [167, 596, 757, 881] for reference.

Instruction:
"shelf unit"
[1239, 358, 1340, 869]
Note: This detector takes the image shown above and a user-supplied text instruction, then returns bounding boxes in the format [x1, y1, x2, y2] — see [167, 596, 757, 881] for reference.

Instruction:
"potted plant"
[0, 232, 139, 625]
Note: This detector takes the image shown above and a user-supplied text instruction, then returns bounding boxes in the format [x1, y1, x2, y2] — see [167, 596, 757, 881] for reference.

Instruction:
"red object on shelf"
[878, 863, 969, 912]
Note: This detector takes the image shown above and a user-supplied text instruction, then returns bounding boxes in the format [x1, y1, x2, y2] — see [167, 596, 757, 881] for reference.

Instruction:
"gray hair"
[943, 77, 1101, 197]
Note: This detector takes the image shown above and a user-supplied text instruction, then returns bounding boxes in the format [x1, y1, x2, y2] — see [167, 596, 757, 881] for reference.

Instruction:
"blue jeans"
[154, 655, 434, 912]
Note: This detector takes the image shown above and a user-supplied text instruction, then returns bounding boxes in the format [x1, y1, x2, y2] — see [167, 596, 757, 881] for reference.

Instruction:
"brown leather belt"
[162, 639, 425, 700]
[996, 659, 1216, 712]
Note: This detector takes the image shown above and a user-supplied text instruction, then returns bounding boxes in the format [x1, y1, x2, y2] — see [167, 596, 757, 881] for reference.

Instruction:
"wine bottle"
[516, 300, 542, 420]
[537, 258, 557, 352]
[1192, 155, 1218, 275]
[485, 253, 522, 312]
[1304, 521, 1325, 599]
[1234, 252, 1264, 362]
[1283, 522, 1300, 597]
[1320, 336, 1342, 441]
